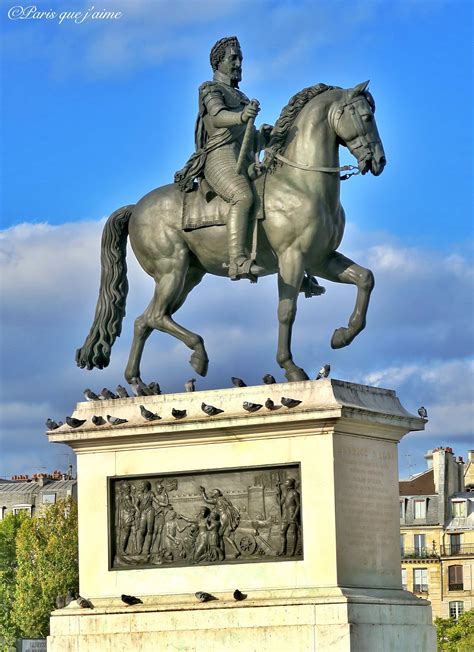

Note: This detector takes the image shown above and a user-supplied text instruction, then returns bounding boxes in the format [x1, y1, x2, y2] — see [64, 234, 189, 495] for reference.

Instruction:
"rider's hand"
[241, 100, 260, 123]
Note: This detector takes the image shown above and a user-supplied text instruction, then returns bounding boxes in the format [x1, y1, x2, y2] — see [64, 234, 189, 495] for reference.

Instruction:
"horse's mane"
[263, 83, 337, 170]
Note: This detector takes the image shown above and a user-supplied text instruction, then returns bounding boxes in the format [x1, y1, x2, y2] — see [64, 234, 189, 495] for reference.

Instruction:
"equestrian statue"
[76, 36, 386, 384]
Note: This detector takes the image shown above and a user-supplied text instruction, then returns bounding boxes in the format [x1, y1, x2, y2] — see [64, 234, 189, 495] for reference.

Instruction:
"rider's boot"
[227, 203, 264, 282]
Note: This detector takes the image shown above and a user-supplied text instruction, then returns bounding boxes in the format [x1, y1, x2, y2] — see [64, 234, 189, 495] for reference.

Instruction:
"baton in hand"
[236, 100, 259, 175]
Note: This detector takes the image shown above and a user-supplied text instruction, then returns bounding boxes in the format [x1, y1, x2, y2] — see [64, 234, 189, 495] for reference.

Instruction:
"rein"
[267, 151, 360, 181]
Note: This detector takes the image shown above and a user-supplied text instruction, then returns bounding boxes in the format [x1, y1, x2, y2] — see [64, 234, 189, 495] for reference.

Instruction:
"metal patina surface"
[109, 464, 302, 570]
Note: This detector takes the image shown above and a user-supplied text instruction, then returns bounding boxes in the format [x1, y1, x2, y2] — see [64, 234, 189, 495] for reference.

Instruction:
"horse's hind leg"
[125, 259, 209, 381]
[318, 251, 374, 349]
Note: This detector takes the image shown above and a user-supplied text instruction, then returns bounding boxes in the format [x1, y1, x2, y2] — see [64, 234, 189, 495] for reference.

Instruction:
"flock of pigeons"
[45, 366, 332, 431]
[56, 589, 247, 610]
[45, 364, 429, 431]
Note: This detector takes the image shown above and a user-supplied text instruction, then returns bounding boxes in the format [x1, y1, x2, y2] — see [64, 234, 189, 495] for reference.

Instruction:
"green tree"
[0, 512, 27, 650]
[436, 609, 474, 651]
[11, 497, 78, 639]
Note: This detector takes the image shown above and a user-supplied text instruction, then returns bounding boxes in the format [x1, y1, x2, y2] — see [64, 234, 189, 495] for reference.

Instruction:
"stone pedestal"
[47, 379, 436, 651]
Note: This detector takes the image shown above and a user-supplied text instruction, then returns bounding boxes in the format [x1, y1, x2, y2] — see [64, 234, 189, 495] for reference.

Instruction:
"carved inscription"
[109, 464, 303, 570]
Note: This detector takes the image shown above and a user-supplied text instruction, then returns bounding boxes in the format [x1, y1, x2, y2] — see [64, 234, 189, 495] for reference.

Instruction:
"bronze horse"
[76, 82, 386, 383]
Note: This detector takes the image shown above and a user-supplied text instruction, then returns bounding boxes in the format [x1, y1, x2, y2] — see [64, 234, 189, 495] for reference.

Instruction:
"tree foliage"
[436, 609, 474, 651]
[0, 512, 27, 650]
[0, 498, 78, 648]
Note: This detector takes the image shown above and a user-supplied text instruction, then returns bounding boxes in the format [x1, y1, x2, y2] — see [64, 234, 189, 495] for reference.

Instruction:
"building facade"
[400, 448, 474, 620]
[0, 470, 77, 519]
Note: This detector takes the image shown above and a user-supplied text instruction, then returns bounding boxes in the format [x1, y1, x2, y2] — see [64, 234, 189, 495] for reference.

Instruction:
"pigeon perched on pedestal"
[139, 405, 161, 421]
[130, 377, 152, 397]
[172, 408, 187, 419]
[76, 596, 93, 609]
[195, 591, 217, 602]
[243, 401, 262, 413]
[265, 398, 281, 411]
[84, 388, 100, 401]
[46, 418, 63, 430]
[185, 378, 196, 392]
[418, 406, 428, 419]
[107, 415, 128, 426]
[281, 397, 302, 409]
[147, 382, 161, 395]
[101, 388, 117, 400]
[262, 374, 276, 385]
[116, 385, 130, 399]
[233, 589, 247, 601]
[316, 364, 330, 380]
[66, 416, 87, 428]
[232, 377, 247, 388]
[121, 594, 143, 606]
[201, 402, 224, 417]
[92, 415, 106, 426]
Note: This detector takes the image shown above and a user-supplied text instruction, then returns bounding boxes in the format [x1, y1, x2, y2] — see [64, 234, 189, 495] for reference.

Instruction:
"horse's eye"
[362, 114, 373, 122]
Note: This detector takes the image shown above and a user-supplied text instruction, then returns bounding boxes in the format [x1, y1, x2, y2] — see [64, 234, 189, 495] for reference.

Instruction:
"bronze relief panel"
[109, 463, 303, 570]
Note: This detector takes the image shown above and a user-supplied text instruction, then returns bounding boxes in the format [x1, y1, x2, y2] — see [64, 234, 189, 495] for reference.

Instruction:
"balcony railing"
[413, 584, 429, 593]
[401, 548, 439, 559]
[448, 583, 464, 591]
[440, 544, 474, 556]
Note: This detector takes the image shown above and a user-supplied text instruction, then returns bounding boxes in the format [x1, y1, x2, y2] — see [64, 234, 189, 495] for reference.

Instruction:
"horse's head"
[331, 81, 386, 176]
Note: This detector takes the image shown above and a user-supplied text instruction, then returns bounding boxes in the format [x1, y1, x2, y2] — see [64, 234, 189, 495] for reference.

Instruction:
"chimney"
[68, 463, 73, 478]
[468, 451, 474, 463]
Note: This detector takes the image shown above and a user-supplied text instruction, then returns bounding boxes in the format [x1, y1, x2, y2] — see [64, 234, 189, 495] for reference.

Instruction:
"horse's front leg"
[276, 252, 309, 382]
[318, 251, 374, 349]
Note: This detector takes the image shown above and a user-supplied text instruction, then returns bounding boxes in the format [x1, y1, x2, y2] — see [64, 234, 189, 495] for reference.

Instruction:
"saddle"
[181, 174, 265, 232]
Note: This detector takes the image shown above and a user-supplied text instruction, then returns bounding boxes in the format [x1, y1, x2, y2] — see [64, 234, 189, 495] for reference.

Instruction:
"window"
[12, 505, 32, 516]
[401, 568, 407, 590]
[414, 533, 426, 557]
[449, 601, 464, 620]
[42, 493, 56, 504]
[400, 534, 405, 557]
[400, 500, 405, 519]
[450, 533, 461, 555]
[448, 565, 463, 591]
[414, 500, 426, 519]
[413, 568, 428, 592]
[0, 507, 5, 520]
[452, 501, 466, 518]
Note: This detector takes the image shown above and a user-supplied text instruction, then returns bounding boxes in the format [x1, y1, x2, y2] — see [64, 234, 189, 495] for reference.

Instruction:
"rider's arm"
[201, 83, 258, 128]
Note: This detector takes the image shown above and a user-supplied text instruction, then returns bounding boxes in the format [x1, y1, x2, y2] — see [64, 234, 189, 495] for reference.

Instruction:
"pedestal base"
[48, 589, 435, 652]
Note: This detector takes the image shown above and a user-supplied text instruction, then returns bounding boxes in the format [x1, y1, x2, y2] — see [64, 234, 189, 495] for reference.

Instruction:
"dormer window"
[451, 500, 467, 518]
[414, 499, 426, 519]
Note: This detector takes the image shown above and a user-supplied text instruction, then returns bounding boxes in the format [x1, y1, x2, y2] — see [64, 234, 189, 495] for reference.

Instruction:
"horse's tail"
[75, 205, 134, 370]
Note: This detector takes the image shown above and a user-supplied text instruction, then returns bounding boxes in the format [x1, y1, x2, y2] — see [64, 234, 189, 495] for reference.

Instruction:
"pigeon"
[233, 589, 247, 601]
[201, 402, 224, 417]
[243, 401, 262, 413]
[101, 388, 117, 400]
[130, 377, 152, 397]
[92, 415, 106, 426]
[139, 405, 161, 421]
[107, 415, 128, 426]
[195, 591, 217, 603]
[55, 590, 77, 609]
[116, 385, 130, 399]
[55, 594, 66, 609]
[418, 406, 428, 419]
[147, 381, 161, 395]
[185, 378, 196, 392]
[281, 397, 302, 409]
[172, 408, 187, 419]
[66, 416, 87, 428]
[84, 388, 100, 401]
[232, 377, 247, 388]
[76, 596, 93, 609]
[121, 594, 143, 606]
[262, 374, 276, 385]
[46, 418, 63, 430]
[265, 398, 281, 411]
[316, 364, 330, 380]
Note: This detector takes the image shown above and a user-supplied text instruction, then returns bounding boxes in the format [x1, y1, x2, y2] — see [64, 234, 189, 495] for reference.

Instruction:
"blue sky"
[1, 0, 473, 479]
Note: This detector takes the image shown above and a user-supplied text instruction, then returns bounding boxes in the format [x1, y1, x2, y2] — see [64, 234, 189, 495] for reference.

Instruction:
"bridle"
[263, 92, 377, 181]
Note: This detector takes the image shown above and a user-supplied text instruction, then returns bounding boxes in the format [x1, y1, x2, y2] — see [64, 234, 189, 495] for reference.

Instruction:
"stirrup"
[228, 257, 262, 283]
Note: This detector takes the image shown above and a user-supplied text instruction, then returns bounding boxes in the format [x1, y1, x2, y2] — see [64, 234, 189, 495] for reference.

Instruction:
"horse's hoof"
[331, 327, 351, 349]
[190, 352, 209, 377]
[285, 368, 309, 382]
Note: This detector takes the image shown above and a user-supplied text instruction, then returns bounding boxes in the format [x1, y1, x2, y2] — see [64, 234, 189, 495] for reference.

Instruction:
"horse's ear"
[353, 80, 370, 95]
